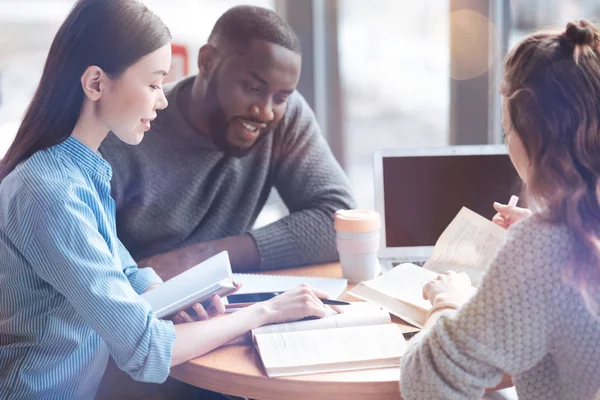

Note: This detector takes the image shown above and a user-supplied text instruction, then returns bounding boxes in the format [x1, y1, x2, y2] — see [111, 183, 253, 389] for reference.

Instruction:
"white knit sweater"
[400, 217, 600, 400]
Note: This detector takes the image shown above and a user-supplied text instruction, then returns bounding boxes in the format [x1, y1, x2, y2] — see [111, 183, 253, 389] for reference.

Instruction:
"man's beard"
[205, 74, 257, 158]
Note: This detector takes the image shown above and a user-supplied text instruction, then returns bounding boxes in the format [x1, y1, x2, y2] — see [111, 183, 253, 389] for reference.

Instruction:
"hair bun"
[565, 20, 596, 45]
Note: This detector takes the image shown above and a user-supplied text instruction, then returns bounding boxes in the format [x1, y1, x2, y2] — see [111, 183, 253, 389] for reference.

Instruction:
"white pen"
[508, 195, 519, 207]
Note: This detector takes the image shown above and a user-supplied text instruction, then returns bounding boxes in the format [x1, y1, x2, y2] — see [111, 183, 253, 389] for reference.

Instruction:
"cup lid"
[334, 209, 381, 233]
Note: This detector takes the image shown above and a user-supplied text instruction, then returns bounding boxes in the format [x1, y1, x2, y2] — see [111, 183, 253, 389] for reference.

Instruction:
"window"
[0, 0, 274, 158]
[509, 0, 599, 47]
[337, 0, 450, 208]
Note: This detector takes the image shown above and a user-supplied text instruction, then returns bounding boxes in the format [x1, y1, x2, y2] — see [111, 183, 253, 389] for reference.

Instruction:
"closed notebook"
[252, 302, 407, 378]
[349, 207, 507, 328]
[141, 251, 236, 319]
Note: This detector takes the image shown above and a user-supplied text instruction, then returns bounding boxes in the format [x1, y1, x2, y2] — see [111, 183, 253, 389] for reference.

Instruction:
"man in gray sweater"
[99, 5, 355, 282]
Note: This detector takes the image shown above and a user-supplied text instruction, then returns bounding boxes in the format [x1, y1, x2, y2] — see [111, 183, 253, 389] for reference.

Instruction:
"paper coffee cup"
[334, 209, 381, 283]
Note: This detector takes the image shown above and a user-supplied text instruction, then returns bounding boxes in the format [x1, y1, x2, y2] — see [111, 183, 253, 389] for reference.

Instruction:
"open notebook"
[349, 207, 506, 328]
[252, 302, 407, 378]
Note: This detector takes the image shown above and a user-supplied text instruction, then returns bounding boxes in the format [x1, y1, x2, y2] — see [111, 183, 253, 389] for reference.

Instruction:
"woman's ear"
[198, 44, 217, 77]
[80, 66, 105, 101]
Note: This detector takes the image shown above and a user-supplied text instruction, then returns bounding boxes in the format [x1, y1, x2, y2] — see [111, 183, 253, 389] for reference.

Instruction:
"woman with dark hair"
[0, 1, 335, 398]
[400, 20, 600, 400]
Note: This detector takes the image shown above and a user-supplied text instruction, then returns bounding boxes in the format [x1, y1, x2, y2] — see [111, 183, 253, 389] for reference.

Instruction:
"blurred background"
[0, 0, 598, 213]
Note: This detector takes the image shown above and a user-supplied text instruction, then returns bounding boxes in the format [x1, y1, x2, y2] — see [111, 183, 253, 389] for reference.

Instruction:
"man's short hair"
[208, 5, 301, 54]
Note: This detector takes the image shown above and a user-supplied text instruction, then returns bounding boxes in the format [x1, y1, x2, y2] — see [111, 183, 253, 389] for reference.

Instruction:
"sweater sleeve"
[249, 92, 356, 270]
[399, 217, 563, 399]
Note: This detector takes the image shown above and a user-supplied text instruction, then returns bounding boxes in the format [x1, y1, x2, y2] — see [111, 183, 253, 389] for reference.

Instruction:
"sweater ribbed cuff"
[249, 225, 300, 270]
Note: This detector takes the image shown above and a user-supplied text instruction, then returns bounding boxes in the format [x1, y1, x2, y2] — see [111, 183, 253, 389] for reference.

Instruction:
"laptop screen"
[382, 153, 520, 248]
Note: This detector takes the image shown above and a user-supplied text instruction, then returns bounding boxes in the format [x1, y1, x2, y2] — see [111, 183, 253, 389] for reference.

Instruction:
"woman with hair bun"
[400, 20, 600, 400]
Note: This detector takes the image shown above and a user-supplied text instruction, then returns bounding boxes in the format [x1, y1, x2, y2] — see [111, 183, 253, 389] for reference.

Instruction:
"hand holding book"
[349, 207, 507, 328]
[174, 282, 242, 323]
[143, 278, 243, 324]
[422, 270, 476, 310]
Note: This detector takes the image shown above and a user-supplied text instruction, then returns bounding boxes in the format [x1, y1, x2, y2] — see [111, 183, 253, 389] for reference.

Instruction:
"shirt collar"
[58, 136, 112, 182]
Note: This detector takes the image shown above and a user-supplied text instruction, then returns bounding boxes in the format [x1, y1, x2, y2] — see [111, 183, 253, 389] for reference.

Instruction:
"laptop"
[374, 145, 520, 271]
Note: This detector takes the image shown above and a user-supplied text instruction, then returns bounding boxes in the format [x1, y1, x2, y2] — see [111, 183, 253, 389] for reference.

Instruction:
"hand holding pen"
[492, 195, 532, 229]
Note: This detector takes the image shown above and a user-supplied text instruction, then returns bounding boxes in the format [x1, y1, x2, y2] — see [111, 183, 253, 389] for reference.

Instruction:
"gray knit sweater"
[99, 77, 354, 270]
[400, 216, 600, 400]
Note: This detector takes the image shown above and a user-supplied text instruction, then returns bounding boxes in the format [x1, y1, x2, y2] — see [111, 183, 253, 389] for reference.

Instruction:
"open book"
[252, 303, 407, 378]
[141, 251, 236, 319]
[349, 207, 506, 328]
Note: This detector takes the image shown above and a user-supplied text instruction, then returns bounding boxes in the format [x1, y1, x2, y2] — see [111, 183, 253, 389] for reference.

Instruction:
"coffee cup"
[334, 209, 381, 283]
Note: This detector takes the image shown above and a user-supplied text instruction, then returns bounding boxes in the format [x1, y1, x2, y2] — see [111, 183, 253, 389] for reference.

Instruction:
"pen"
[508, 195, 519, 207]
[270, 292, 350, 305]
[225, 295, 351, 309]
[320, 298, 351, 306]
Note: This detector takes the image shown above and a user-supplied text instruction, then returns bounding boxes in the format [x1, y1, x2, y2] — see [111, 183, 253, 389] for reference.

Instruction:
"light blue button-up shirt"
[0, 137, 176, 399]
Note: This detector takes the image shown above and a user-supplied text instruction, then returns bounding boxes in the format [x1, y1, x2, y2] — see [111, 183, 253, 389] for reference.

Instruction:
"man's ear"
[198, 44, 218, 77]
[80, 66, 105, 101]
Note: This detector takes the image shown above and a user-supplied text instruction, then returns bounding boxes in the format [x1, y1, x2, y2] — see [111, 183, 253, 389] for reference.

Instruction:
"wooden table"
[170, 263, 418, 400]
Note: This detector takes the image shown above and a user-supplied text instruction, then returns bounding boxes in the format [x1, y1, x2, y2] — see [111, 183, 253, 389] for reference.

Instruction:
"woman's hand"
[254, 283, 344, 326]
[160, 282, 241, 324]
[492, 202, 532, 229]
[422, 271, 476, 307]
[171, 295, 226, 324]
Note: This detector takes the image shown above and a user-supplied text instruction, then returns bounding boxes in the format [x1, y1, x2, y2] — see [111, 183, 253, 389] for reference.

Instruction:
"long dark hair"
[0, 0, 171, 181]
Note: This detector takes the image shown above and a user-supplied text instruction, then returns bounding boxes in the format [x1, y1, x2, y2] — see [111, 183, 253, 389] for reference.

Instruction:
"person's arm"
[137, 234, 259, 281]
[169, 284, 338, 365]
[25, 197, 175, 383]
[136, 93, 355, 276]
[26, 194, 338, 372]
[117, 239, 164, 293]
[420, 277, 514, 394]
[249, 92, 356, 270]
[400, 218, 557, 399]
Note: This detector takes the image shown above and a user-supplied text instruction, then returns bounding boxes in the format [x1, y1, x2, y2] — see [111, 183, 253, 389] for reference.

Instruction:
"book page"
[423, 207, 506, 286]
[362, 263, 436, 311]
[252, 302, 390, 335]
[348, 282, 428, 328]
[254, 324, 406, 377]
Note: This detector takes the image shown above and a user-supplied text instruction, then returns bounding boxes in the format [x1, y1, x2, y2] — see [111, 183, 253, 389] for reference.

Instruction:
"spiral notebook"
[231, 273, 348, 300]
